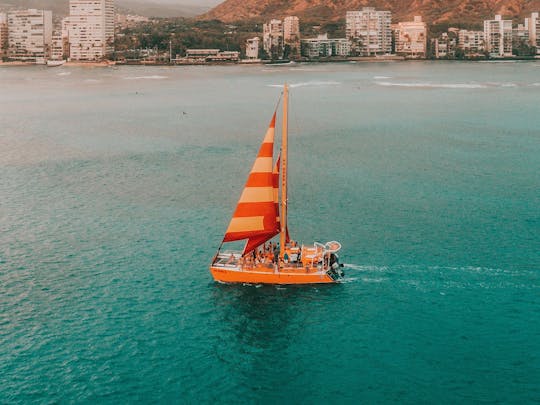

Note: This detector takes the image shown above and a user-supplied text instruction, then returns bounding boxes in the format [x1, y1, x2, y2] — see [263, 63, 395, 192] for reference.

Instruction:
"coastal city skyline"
[0, 1, 539, 64]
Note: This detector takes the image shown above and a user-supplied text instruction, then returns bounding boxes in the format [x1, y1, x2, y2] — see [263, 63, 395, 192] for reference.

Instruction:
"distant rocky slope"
[200, 0, 540, 24]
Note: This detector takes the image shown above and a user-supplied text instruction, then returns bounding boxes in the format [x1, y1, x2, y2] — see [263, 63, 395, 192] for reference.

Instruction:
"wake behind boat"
[210, 84, 344, 285]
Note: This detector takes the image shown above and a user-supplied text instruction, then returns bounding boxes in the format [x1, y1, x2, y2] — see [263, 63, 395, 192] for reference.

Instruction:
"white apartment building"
[346, 7, 392, 56]
[301, 34, 351, 58]
[7, 9, 52, 61]
[245, 37, 259, 59]
[283, 16, 300, 43]
[263, 19, 283, 58]
[66, 0, 115, 61]
[432, 32, 457, 59]
[51, 30, 69, 60]
[526, 12, 540, 53]
[283, 16, 300, 57]
[513, 23, 529, 43]
[0, 13, 7, 58]
[484, 15, 512, 57]
[458, 30, 485, 54]
[394, 16, 427, 58]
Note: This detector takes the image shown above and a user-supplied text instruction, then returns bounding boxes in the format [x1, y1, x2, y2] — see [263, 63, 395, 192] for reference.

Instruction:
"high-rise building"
[346, 7, 392, 56]
[7, 9, 53, 61]
[283, 16, 300, 43]
[66, 0, 115, 61]
[484, 15, 512, 57]
[458, 30, 485, 54]
[245, 37, 259, 59]
[263, 19, 283, 59]
[527, 12, 540, 53]
[0, 13, 8, 58]
[51, 29, 69, 60]
[283, 16, 300, 57]
[394, 16, 427, 58]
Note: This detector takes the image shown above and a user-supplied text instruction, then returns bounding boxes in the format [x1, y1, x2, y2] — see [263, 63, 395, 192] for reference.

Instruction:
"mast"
[279, 84, 289, 259]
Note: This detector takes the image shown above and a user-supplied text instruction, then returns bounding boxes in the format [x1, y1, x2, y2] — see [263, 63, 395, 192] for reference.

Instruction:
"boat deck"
[210, 249, 338, 284]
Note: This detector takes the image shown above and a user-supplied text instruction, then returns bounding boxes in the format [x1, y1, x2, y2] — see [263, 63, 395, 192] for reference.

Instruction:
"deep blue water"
[1, 61, 539, 403]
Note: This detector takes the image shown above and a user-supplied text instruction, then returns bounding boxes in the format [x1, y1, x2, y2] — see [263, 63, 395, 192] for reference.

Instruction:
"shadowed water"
[1, 61, 539, 403]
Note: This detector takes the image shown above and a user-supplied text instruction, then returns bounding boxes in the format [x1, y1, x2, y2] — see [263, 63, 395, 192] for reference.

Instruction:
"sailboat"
[210, 84, 344, 285]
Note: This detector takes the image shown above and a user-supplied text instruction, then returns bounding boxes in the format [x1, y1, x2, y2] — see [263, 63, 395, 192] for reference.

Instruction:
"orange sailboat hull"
[210, 264, 336, 285]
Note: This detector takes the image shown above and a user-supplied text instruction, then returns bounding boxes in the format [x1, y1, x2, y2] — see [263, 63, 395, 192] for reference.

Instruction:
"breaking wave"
[478, 60, 519, 63]
[374, 75, 391, 79]
[123, 75, 168, 80]
[375, 81, 487, 89]
[267, 81, 340, 88]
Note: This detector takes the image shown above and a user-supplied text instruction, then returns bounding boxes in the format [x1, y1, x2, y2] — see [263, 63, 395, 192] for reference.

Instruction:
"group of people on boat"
[225, 240, 304, 268]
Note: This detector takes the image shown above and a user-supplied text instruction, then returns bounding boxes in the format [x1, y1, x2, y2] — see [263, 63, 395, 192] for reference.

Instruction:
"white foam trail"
[531, 83, 540, 87]
[374, 75, 391, 79]
[375, 81, 486, 89]
[361, 277, 387, 283]
[57, 72, 71, 76]
[291, 81, 340, 88]
[339, 277, 359, 283]
[123, 75, 168, 80]
[344, 264, 388, 272]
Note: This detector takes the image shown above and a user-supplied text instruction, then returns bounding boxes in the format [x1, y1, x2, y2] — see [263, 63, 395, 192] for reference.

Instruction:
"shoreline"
[1, 56, 538, 68]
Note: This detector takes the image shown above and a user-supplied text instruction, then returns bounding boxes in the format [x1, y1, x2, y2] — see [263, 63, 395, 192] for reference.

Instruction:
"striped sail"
[223, 113, 280, 254]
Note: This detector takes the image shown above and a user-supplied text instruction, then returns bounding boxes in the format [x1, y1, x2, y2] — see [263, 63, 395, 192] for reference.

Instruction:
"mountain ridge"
[201, 0, 540, 24]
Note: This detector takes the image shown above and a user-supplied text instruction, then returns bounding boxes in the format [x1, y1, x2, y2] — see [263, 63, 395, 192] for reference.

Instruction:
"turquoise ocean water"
[1, 61, 539, 403]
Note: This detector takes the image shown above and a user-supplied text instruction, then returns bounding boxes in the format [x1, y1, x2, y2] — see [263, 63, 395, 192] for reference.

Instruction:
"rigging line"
[273, 90, 283, 117]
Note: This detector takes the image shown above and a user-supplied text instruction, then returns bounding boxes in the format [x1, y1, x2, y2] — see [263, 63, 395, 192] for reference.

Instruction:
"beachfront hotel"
[301, 34, 351, 58]
[65, 0, 115, 61]
[0, 13, 7, 58]
[262, 16, 301, 59]
[263, 19, 284, 58]
[458, 30, 485, 54]
[394, 16, 427, 58]
[526, 12, 540, 53]
[346, 7, 392, 56]
[484, 15, 513, 58]
[6, 9, 52, 62]
[283, 16, 300, 57]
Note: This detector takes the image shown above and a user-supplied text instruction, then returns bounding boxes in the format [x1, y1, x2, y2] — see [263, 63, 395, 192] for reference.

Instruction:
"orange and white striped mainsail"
[223, 113, 280, 255]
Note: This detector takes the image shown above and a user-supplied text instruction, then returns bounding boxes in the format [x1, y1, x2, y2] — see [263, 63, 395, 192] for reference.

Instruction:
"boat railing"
[212, 250, 242, 268]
